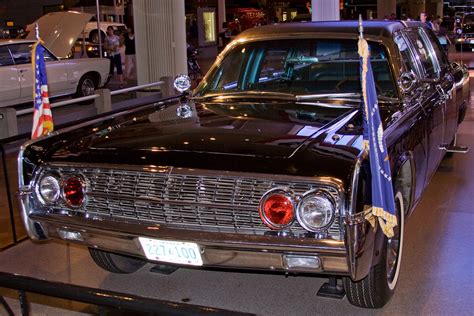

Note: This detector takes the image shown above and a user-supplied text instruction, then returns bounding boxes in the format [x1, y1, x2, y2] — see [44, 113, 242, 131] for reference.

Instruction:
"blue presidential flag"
[358, 34, 397, 238]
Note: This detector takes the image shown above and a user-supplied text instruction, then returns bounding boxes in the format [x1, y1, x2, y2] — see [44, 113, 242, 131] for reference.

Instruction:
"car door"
[403, 27, 446, 183]
[393, 31, 429, 201]
[0, 45, 21, 106]
[423, 30, 458, 146]
[9, 43, 68, 100]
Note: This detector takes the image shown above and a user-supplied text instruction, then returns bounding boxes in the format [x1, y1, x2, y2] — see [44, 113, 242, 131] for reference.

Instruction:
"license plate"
[138, 237, 203, 266]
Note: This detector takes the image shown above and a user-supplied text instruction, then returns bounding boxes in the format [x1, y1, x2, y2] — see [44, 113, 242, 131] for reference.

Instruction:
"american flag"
[31, 41, 53, 139]
[358, 27, 397, 238]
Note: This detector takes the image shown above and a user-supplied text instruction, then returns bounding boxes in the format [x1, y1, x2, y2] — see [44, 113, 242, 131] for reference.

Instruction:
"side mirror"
[398, 71, 417, 94]
[451, 62, 460, 70]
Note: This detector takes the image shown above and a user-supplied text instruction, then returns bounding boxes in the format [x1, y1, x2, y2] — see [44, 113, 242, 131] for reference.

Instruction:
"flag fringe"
[364, 206, 398, 238]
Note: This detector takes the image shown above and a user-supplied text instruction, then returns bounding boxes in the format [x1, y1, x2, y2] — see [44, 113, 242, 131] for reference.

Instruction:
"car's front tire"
[343, 191, 404, 308]
[75, 73, 98, 104]
[89, 248, 146, 274]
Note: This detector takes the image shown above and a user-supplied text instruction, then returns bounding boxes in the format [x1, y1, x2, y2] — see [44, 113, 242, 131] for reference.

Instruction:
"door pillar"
[217, 0, 226, 33]
[133, 0, 187, 85]
[311, 0, 340, 21]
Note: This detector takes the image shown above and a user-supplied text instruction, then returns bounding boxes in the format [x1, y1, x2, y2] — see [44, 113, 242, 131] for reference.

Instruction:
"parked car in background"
[83, 20, 127, 44]
[227, 8, 265, 34]
[0, 39, 109, 108]
[18, 21, 469, 309]
[0, 11, 110, 108]
[454, 13, 474, 51]
[0, 26, 25, 39]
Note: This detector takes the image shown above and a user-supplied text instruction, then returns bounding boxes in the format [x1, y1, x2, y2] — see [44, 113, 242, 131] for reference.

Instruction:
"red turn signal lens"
[259, 192, 295, 230]
[63, 176, 85, 207]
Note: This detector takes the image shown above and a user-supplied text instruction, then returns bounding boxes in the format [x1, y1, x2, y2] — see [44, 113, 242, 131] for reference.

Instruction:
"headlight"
[37, 174, 60, 205]
[296, 190, 336, 231]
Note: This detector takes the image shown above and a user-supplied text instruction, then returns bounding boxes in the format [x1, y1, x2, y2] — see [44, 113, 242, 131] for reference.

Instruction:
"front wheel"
[343, 191, 404, 308]
[89, 248, 146, 274]
[75, 74, 98, 104]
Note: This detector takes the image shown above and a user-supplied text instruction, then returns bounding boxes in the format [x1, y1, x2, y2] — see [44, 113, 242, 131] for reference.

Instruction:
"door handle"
[435, 84, 448, 101]
[19, 69, 28, 73]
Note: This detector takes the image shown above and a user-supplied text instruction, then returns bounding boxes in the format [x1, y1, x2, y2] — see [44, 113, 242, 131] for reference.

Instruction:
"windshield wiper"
[296, 93, 398, 103]
[296, 93, 362, 102]
[194, 90, 296, 101]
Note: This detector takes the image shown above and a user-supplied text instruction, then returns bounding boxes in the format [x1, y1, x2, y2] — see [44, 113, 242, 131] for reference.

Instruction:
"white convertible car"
[0, 11, 110, 108]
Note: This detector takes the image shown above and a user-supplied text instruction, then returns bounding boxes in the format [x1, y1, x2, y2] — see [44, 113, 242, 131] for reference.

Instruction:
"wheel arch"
[88, 29, 106, 41]
[80, 71, 101, 88]
[392, 151, 415, 218]
[345, 150, 414, 281]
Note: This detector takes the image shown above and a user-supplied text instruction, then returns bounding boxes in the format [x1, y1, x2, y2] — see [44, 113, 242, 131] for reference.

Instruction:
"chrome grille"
[44, 165, 343, 239]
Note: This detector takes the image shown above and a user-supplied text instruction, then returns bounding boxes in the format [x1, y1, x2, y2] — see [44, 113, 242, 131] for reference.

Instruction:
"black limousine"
[18, 21, 469, 308]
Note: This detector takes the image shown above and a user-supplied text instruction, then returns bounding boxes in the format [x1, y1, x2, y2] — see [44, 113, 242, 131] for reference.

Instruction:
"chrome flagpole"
[35, 23, 39, 40]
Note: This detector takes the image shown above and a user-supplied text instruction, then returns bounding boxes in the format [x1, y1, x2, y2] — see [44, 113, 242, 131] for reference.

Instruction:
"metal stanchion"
[0, 296, 14, 316]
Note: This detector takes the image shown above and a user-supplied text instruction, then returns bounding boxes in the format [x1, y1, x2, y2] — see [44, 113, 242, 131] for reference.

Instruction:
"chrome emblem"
[176, 103, 193, 118]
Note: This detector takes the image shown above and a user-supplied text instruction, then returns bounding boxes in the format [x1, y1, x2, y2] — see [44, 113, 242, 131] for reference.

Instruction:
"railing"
[0, 272, 253, 315]
[14, 80, 165, 117]
[0, 79, 173, 140]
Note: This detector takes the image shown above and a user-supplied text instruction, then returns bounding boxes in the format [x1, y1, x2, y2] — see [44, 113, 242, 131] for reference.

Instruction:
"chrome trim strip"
[349, 152, 364, 216]
[17, 138, 46, 240]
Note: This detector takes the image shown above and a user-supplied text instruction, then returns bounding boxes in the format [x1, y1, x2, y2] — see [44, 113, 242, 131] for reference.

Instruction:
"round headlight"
[296, 190, 336, 232]
[259, 189, 295, 230]
[38, 175, 60, 205]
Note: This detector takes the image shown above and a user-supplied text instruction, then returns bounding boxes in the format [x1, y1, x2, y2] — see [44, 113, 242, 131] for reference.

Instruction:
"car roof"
[235, 20, 424, 40]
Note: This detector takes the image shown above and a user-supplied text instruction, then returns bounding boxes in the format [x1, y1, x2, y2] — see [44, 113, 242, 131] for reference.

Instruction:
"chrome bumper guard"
[19, 189, 349, 275]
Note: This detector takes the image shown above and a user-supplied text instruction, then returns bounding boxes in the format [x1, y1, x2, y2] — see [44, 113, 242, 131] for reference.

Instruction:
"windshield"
[196, 39, 397, 98]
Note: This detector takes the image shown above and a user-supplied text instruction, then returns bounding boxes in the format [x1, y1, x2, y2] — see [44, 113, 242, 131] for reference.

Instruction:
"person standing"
[218, 22, 231, 49]
[124, 28, 136, 81]
[104, 26, 124, 88]
[419, 12, 433, 29]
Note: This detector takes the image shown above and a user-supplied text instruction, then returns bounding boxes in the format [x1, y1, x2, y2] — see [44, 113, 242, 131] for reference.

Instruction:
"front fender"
[345, 150, 414, 281]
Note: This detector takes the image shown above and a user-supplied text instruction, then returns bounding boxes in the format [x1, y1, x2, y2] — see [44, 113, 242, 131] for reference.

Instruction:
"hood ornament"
[173, 74, 191, 94]
[176, 103, 193, 119]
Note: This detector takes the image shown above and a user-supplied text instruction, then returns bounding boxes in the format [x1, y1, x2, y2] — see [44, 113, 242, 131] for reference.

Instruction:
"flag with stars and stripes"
[358, 34, 397, 238]
[31, 41, 53, 139]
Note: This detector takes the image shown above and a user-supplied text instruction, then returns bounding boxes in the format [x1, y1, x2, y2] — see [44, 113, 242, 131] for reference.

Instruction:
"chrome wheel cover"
[81, 78, 95, 96]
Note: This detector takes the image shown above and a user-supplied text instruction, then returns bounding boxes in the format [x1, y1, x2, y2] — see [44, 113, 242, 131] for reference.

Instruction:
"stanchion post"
[159, 76, 175, 98]
[94, 89, 112, 114]
[0, 108, 18, 139]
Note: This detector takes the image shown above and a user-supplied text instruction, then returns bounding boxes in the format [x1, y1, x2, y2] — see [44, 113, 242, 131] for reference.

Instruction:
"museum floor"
[0, 52, 473, 315]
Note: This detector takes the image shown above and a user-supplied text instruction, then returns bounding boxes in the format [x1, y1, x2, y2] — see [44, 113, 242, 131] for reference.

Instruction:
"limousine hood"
[23, 98, 366, 182]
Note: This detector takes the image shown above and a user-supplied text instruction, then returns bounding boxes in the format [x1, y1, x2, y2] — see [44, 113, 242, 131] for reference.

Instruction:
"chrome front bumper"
[19, 190, 349, 275]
